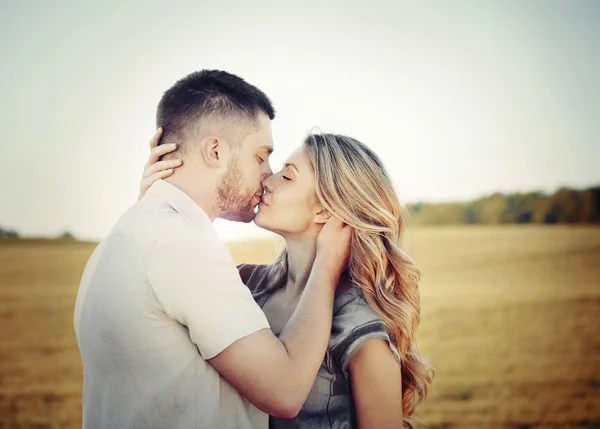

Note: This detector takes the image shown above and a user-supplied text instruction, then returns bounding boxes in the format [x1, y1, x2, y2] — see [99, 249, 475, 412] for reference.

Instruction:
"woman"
[140, 131, 433, 428]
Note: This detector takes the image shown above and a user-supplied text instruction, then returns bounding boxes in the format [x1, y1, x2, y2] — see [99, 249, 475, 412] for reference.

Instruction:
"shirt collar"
[145, 179, 212, 228]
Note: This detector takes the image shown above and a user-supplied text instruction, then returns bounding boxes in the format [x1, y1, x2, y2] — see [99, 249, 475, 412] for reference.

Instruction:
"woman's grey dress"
[239, 264, 401, 429]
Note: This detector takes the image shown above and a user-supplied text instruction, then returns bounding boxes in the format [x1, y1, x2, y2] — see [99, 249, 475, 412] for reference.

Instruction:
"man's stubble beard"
[216, 157, 257, 223]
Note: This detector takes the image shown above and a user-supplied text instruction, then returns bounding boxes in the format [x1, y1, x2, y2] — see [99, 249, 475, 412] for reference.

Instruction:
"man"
[74, 70, 352, 429]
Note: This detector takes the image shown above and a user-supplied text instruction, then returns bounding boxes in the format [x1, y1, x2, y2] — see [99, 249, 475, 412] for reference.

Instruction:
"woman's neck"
[283, 232, 319, 298]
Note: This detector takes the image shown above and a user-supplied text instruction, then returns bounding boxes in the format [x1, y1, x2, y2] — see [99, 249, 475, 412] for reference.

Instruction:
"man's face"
[217, 113, 274, 222]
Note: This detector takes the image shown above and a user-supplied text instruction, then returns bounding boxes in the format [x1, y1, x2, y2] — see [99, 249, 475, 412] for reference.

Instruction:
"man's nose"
[262, 163, 273, 179]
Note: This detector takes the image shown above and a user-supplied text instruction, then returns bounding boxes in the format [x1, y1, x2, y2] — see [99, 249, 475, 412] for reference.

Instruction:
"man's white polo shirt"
[74, 179, 270, 429]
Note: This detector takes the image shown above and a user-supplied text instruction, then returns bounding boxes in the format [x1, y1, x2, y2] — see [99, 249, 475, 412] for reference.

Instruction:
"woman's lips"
[255, 193, 268, 207]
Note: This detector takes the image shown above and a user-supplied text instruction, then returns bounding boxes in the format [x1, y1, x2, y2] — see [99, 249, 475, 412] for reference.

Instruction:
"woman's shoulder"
[330, 286, 398, 372]
[333, 286, 381, 323]
[331, 286, 388, 347]
[236, 263, 271, 290]
[237, 263, 261, 282]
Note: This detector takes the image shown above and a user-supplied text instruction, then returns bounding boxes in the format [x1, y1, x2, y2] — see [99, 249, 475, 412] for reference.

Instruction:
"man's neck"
[164, 173, 219, 221]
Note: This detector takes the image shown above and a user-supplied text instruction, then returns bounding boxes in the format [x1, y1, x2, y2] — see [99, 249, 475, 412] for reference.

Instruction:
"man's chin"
[219, 210, 256, 223]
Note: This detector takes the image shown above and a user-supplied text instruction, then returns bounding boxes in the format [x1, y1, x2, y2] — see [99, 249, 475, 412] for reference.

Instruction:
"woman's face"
[254, 146, 325, 237]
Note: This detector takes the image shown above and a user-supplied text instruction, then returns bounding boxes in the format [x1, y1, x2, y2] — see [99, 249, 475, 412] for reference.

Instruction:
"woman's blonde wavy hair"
[262, 133, 434, 427]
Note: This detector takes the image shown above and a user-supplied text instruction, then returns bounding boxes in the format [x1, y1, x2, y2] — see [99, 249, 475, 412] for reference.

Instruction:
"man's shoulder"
[147, 213, 230, 266]
[113, 196, 215, 245]
[151, 222, 221, 251]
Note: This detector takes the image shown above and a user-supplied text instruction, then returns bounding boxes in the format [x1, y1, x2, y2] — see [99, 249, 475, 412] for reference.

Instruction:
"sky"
[1, 0, 598, 241]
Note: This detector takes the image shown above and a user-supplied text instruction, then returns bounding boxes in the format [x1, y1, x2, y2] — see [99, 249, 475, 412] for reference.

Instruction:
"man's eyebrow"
[283, 163, 299, 172]
[259, 145, 274, 154]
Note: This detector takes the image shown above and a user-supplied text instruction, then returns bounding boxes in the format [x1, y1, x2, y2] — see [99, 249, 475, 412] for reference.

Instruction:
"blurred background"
[1, 1, 599, 428]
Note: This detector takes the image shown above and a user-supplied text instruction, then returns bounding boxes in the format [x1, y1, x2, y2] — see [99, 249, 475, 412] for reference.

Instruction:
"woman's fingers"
[148, 128, 163, 150]
[138, 168, 175, 200]
[145, 143, 177, 169]
[142, 159, 183, 179]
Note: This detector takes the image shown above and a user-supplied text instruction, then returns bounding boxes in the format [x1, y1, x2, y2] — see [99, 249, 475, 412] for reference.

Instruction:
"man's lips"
[257, 194, 268, 206]
[254, 193, 267, 206]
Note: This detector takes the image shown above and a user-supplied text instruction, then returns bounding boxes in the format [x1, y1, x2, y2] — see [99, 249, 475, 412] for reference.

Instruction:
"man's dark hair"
[156, 70, 275, 153]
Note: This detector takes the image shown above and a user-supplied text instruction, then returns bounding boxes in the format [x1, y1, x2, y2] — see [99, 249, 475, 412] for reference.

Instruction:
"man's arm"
[209, 256, 341, 417]
[149, 217, 352, 418]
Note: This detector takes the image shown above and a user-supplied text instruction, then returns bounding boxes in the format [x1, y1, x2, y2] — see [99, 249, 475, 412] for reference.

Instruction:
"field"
[1, 226, 599, 428]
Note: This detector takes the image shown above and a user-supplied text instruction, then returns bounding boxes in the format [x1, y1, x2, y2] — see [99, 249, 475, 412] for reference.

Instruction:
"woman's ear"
[313, 209, 331, 224]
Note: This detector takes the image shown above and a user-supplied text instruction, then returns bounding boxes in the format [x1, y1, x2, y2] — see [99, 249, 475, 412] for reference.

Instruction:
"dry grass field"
[1, 225, 599, 428]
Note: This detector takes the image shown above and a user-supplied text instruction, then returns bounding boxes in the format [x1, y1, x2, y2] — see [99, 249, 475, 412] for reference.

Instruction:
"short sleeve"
[148, 225, 270, 359]
[330, 293, 401, 374]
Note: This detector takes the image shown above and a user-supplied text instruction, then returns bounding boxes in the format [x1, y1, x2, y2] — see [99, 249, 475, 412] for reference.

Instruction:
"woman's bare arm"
[349, 339, 403, 428]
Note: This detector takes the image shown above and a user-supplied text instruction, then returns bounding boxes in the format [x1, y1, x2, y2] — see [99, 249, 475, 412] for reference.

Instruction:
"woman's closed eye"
[282, 175, 291, 181]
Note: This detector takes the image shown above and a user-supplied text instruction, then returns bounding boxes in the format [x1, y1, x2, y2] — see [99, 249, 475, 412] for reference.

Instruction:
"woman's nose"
[261, 175, 273, 193]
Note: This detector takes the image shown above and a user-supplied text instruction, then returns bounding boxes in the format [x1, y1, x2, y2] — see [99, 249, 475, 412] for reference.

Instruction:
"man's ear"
[313, 209, 331, 224]
[199, 136, 223, 168]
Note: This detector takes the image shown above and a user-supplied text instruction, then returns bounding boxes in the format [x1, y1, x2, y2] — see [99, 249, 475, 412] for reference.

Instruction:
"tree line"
[407, 185, 600, 225]
[2, 185, 599, 237]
